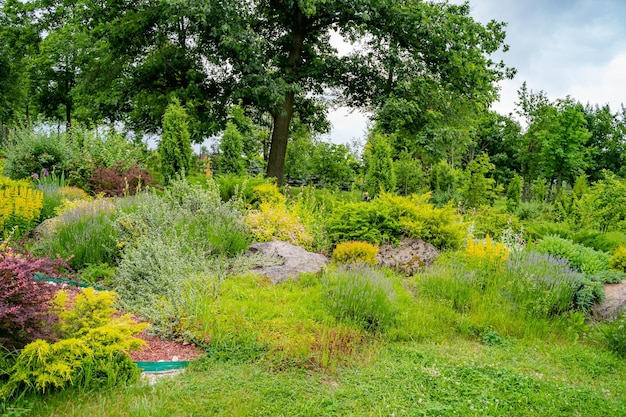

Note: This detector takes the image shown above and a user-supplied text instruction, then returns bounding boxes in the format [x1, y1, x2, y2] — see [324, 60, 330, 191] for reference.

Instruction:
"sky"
[325, 0, 626, 144]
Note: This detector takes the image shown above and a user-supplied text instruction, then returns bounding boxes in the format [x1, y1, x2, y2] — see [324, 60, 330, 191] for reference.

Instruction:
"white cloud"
[569, 52, 626, 109]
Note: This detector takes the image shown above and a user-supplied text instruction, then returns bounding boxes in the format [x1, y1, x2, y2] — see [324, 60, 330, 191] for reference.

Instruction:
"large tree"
[201, 0, 513, 184]
[4, 0, 513, 185]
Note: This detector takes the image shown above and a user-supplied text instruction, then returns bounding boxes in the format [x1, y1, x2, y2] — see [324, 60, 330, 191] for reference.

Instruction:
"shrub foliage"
[0, 249, 68, 349]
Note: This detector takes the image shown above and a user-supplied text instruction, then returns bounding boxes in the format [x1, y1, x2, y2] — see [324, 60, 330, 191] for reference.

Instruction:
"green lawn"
[29, 337, 626, 417]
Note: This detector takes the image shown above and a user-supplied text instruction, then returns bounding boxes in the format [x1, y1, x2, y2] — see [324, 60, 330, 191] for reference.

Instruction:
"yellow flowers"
[1, 184, 44, 235]
[465, 235, 510, 264]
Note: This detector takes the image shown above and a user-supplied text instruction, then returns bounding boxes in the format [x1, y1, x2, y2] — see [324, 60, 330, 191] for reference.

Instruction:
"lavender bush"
[324, 266, 398, 332]
[505, 251, 584, 317]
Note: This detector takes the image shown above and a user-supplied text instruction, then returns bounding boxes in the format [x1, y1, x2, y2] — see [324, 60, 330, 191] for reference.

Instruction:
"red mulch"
[50, 283, 205, 362]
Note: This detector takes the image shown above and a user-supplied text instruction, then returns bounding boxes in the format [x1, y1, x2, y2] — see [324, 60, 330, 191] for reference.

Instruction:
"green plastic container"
[135, 361, 190, 372]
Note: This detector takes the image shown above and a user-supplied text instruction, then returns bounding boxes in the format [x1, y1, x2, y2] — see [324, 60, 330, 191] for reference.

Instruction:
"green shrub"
[332, 241, 378, 266]
[430, 160, 462, 206]
[79, 263, 116, 287]
[523, 220, 572, 242]
[460, 153, 498, 208]
[506, 174, 523, 212]
[214, 174, 269, 204]
[364, 133, 395, 197]
[159, 98, 192, 184]
[573, 230, 626, 253]
[218, 122, 245, 175]
[588, 270, 626, 284]
[328, 192, 465, 249]
[534, 235, 610, 274]
[467, 205, 520, 240]
[327, 200, 400, 245]
[2, 128, 76, 180]
[602, 313, 626, 357]
[609, 245, 626, 272]
[515, 201, 556, 222]
[324, 266, 397, 332]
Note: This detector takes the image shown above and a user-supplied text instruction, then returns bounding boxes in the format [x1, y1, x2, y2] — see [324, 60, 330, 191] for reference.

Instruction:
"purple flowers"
[42, 168, 49, 177]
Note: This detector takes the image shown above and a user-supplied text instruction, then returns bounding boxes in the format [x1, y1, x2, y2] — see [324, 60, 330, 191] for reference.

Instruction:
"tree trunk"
[267, 92, 295, 185]
[265, 8, 306, 186]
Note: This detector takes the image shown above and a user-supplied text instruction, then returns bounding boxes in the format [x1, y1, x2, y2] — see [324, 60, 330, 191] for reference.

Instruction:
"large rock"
[247, 241, 328, 284]
[377, 238, 439, 275]
[593, 281, 626, 320]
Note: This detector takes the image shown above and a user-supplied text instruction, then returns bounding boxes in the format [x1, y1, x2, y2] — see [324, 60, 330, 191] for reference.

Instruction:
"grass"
[26, 337, 626, 416]
[12, 262, 626, 417]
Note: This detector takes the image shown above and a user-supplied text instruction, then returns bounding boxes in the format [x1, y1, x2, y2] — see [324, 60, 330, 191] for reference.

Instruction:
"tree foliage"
[364, 133, 395, 197]
[159, 98, 192, 184]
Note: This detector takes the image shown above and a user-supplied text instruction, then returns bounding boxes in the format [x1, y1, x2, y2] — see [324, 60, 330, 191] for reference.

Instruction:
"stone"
[247, 241, 328, 284]
[593, 281, 626, 320]
[376, 238, 439, 275]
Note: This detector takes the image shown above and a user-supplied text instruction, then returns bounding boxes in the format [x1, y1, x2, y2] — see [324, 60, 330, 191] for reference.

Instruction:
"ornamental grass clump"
[34, 198, 118, 269]
[324, 267, 397, 332]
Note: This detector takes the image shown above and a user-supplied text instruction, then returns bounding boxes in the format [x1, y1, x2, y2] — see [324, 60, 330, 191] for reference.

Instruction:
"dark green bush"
[3, 129, 75, 180]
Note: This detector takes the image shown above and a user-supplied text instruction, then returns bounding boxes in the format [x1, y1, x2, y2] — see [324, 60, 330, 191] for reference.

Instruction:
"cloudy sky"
[327, 0, 626, 143]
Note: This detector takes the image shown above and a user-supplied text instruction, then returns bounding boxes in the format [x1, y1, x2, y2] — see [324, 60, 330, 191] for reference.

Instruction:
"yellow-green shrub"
[610, 245, 626, 272]
[2, 288, 146, 400]
[245, 201, 313, 248]
[327, 192, 466, 249]
[0, 182, 43, 237]
[252, 182, 285, 206]
[332, 241, 378, 265]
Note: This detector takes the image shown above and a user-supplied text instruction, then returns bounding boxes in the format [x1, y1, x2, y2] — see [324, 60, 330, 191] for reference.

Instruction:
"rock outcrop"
[247, 241, 328, 284]
[376, 238, 439, 275]
[593, 281, 626, 320]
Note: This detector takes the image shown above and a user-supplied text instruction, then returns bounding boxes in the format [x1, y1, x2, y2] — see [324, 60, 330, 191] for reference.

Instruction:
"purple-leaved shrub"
[0, 248, 69, 349]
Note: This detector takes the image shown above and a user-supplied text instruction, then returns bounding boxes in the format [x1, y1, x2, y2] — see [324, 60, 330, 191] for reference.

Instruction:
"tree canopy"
[0, 0, 514, 184]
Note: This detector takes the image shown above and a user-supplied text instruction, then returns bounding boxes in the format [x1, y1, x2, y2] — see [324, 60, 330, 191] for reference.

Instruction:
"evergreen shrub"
[1, 288, 146, 400]
[332, 241, 378, 266]
[609, 245, 626, 272]
[327, 192, 465, 249]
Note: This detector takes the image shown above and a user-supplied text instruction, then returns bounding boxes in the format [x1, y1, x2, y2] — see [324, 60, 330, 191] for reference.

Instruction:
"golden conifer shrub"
[332, 241, 379, 266]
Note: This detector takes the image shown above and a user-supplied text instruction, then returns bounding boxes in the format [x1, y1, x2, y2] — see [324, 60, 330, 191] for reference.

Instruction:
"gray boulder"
[247, 241, 328, 284]
[377, 238, 439, 275]
[593, 281, 626, 320]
